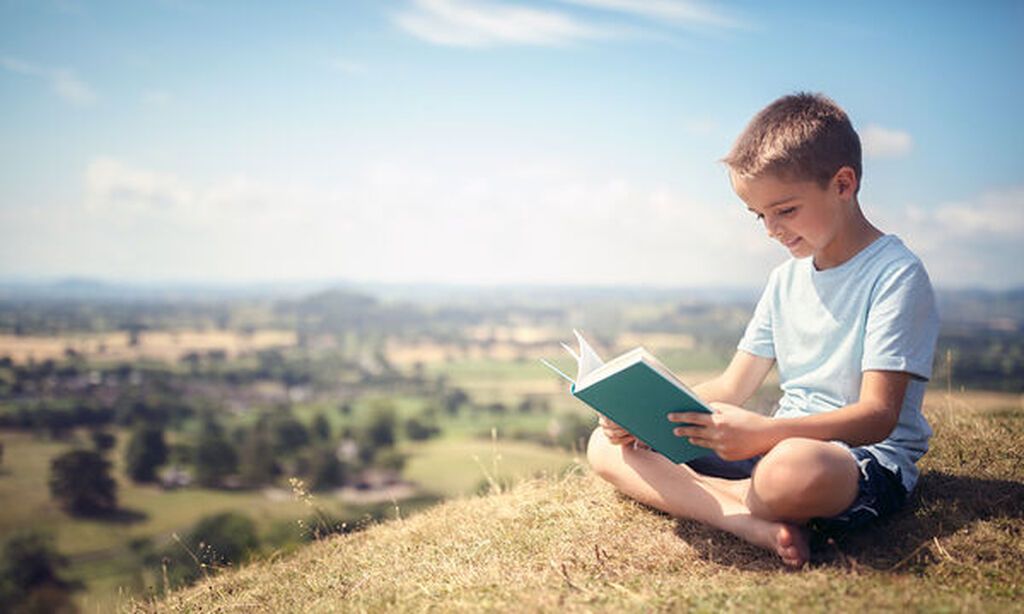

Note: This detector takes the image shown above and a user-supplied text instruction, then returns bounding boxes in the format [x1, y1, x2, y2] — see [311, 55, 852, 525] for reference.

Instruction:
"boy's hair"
[723, 92, 862, 193]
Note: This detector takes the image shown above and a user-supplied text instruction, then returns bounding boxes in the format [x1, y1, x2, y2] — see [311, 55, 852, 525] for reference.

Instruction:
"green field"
[0, 420, 576, 611]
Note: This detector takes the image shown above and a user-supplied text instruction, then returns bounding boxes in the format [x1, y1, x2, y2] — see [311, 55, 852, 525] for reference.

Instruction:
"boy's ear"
[833, 166, 858, 200]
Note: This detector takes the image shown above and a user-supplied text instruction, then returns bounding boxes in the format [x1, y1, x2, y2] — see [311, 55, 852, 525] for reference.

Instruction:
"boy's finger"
[666, 412, 712, 425]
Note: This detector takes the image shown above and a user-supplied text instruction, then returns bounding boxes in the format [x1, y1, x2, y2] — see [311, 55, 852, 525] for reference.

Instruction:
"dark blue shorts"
[686, 446, 907, 534]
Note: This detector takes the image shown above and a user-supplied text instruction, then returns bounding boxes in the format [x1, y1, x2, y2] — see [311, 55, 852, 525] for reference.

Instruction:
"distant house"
[160, 465, 193, 489]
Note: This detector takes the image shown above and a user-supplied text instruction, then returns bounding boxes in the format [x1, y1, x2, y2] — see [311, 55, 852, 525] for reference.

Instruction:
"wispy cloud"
[141, 89, 172, 107]
[883, 186, 1024, 286]
[558, 0, 743, 29]
[327, 58, 367, 75]
[862, 124, 913, 159]
[393, 0, 615, 47]
[0, 56, 97, 105]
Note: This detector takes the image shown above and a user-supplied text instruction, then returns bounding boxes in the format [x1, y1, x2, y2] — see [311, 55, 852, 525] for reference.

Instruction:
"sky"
[1, 0, 1022, 289]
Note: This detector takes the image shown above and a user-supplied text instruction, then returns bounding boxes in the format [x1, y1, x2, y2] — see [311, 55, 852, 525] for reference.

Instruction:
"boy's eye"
[752, 212, 765, 221]
[779, 207, 797, 216]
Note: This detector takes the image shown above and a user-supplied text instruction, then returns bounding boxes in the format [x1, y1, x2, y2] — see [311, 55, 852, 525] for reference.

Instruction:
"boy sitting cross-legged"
[586, 92, 939, 568]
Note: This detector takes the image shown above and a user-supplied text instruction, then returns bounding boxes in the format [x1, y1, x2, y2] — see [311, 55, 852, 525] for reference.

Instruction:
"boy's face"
[730, 169, 854, 263]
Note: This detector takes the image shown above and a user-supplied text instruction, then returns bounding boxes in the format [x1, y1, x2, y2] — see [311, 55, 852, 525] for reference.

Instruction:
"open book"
[543, 330, 714, 464]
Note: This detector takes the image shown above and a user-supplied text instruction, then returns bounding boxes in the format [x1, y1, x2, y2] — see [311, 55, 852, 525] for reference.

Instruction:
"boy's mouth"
[782, 236, 801, 249]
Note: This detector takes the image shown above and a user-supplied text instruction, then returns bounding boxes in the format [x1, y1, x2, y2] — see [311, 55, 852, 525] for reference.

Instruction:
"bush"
[162, 512, 260, 589]
[90, 430, 117, 453]
[404, 415, 441, 441]
[0, 530, 78, 613]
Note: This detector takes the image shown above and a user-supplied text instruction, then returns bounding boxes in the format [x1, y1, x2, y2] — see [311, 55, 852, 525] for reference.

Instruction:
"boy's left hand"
[667, 403, 777, 461]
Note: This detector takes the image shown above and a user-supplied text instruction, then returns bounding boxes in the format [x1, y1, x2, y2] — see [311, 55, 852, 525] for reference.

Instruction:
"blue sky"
[1, 0, 1022, 288]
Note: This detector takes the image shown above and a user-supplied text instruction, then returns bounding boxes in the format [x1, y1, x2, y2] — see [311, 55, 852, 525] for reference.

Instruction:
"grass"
[402, 436, 577, 498]
[139, 388, 1024, 612]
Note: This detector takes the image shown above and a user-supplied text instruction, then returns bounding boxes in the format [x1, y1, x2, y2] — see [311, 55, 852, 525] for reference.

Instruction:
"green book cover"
[545, 330, 714, 465]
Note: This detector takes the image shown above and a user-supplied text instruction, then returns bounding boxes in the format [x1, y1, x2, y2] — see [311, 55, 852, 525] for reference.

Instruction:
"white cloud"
[393, 0, 614, 47]
[0, 56, 97, 105]
[861, 124, 913, 159]
[881, 186, 1024, 287]
[558, 0, 742, 29]
[83, 157, 312, 227]
[52, 155, 779, 285]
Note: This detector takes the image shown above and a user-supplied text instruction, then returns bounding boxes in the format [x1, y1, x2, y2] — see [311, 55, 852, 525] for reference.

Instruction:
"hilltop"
[138, 392, 1024, 613]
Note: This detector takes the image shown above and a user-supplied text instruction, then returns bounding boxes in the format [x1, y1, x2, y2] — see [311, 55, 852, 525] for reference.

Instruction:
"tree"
[124, 425, 169, 483]
[194, 418, 237, 488]
[312, 412, 331, 442]
[271, 416, 309, 454]
[306, 446, 347, 492]
[443, 388, 469, 415]
[361, 400, 397, 449]
[49, 449, 117, 516]
[0, 530, 78, 613]
[238, 421, 276, 488]
[90, 430, 117, 453]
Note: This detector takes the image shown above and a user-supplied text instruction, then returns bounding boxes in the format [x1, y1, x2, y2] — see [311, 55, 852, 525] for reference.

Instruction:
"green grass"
[402, 436, 577, 498]
[141, 389, 1024, 612]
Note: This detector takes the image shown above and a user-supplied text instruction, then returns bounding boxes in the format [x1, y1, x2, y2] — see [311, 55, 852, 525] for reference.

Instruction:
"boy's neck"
[813, 204, 883, 271]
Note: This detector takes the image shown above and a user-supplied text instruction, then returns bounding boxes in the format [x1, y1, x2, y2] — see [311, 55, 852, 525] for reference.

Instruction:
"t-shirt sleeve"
[862, 259, 940, 380]
[738, 269, 777, 359]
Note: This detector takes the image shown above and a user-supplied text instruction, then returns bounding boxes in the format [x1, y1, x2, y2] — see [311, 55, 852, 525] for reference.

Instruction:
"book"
[542, 330, 714, 464]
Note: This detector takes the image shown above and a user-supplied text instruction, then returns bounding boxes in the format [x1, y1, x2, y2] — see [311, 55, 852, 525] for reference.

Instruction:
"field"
[0, 330, 296, 364]
[0, 428, 575, 612]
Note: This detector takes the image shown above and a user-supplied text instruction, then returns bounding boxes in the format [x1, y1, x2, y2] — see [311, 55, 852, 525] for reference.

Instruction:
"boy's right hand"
[599, 415, 637, 446]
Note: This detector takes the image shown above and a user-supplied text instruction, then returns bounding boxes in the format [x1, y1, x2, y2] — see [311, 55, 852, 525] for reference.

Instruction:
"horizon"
[2, 1, 1022, 288]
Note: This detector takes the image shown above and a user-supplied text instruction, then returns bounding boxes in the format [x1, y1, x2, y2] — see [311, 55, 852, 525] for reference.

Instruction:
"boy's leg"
[586, 427, 809, 567]
[745, 437, 860, 523]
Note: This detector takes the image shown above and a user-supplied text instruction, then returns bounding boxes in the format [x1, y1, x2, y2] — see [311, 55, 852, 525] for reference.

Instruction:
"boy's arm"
[692, 350, 775, 406]
[671, 370, 911, 460]
[760, 369, 910, 446]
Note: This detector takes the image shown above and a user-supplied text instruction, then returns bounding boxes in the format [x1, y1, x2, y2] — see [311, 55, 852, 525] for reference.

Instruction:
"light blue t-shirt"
[738, 234, 940, 492]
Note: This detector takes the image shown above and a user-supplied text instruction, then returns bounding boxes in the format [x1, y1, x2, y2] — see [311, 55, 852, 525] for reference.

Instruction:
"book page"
[572, 329, 605, 382]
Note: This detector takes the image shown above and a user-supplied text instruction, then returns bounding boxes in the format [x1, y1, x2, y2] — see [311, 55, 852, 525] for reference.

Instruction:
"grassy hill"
[138, 392, 1024, 612]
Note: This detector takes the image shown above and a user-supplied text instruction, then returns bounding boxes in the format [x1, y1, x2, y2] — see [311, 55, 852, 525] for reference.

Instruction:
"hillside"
[139, 393, 1024, 612]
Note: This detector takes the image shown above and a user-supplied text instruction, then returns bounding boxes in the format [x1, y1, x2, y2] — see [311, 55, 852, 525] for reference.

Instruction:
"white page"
[572, 329, 605, 382]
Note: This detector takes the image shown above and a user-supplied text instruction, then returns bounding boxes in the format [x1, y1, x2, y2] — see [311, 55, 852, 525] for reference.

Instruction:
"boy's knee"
[749, 438, 853, 519]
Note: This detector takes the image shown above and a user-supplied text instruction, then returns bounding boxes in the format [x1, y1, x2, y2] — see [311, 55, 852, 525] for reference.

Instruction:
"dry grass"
[135, 390, 1024, 612]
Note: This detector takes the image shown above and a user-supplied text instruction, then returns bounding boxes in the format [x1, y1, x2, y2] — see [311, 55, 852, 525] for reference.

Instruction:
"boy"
[586, 93, 939, 568]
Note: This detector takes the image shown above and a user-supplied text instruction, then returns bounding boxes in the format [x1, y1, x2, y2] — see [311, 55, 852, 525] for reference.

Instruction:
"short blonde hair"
[723, 92, 862, 192]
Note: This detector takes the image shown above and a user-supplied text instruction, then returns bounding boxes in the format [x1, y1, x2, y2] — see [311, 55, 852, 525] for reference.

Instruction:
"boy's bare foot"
[773, 523, 809, 568]
[729, 515, 809, 568]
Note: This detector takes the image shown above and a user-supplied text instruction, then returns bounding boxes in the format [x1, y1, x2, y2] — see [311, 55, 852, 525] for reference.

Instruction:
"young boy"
[586, 92, 939, 568]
